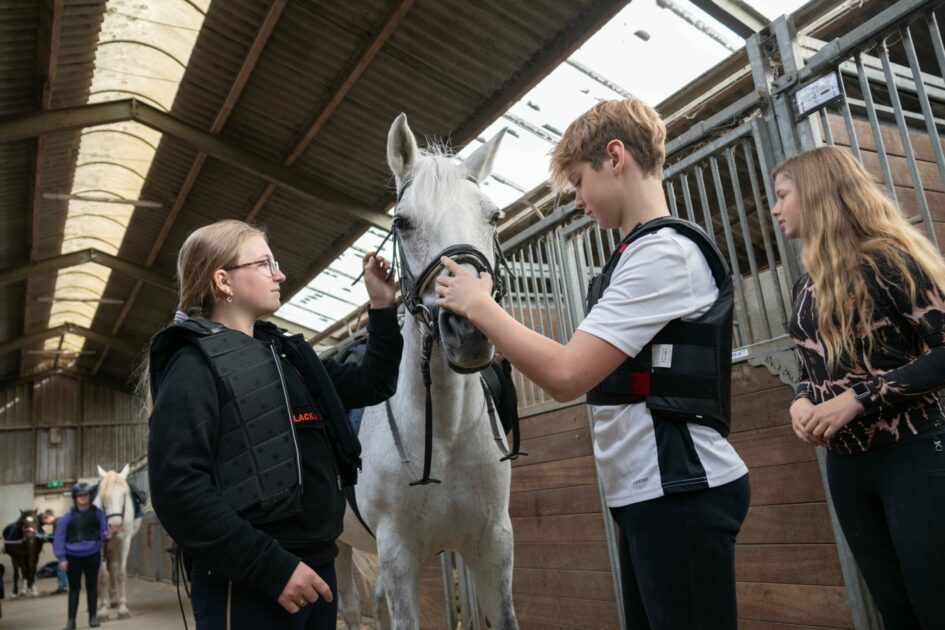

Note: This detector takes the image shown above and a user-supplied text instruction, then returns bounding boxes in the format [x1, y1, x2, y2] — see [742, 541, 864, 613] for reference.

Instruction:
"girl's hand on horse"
[363, 253, 396, 309]
[435, 257, 493, 318]
[59, 560, 67, 571]
[277, 561, 333, 614]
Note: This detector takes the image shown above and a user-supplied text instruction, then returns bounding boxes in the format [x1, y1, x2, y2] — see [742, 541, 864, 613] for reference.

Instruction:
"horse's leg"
[373, 577, 392, 630]
[116, 538, 131, 618]
[462, 526, 518, 630]
[336, 542, 362, 630]
[376, 535, 422, 630]
[97, 548, 110, 618]
[11, 563, 19, 598]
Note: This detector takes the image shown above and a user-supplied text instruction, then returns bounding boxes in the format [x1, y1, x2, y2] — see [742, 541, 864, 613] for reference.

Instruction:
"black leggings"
[190, 561, 337, 630]
[609, 474, 750, 630]
[65, 553, 100, 620]
[826, 428, 945, 629]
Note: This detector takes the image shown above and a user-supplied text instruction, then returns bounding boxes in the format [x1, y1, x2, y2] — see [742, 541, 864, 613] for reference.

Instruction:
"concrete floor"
[0, 577, 195, 630]
[0, 576, 373, 629]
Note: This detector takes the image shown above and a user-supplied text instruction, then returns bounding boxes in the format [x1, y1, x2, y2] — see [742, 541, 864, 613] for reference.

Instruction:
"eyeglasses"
[223, 256, 281, 276]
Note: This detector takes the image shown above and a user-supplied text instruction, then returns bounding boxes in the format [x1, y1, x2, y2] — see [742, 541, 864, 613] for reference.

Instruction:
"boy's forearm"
[467, 298, 571, 399]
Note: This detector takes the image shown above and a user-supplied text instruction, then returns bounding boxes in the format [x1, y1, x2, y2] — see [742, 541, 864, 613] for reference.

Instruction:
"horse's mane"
[406, 142, 472, 228]
[98, 471, 128, 499]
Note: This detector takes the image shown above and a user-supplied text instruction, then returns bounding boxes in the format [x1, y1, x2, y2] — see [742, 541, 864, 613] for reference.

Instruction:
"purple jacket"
[53, 506, 106, 560]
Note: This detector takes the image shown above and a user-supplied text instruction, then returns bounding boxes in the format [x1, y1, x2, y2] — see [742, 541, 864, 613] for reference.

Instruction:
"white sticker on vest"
[652, 344, 673, 368]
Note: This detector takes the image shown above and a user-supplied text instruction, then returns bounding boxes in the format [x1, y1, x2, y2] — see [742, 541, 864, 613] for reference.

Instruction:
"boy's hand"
[362, 253, 396, 309]
[277, 561, 333, 614]
[435, 257, 493, 318]
[59, 560, 68, 571]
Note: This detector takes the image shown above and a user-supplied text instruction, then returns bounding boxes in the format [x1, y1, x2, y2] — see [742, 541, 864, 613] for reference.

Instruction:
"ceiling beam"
[0, 248, 175, 291]
[451, 0, 630, 148]
[689, 0, 769, 38]
[0, 99, 391, 230]
[93, 0, 290, 377]
[23, 0, 62, 377]
[0, 323, 140, 357]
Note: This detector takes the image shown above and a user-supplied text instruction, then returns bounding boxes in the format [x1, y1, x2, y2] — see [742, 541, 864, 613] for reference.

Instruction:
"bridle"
[377, 173, 523, 485]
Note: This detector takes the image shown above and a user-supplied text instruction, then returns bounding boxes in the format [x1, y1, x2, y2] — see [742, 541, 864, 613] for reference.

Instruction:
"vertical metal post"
[819, 109, 835, 145]
[694, 165, 719, 246]
[816, 449, 885, 630]
[743, 139, 789, 330]
[855, 53, 899, 202]
[747, 32, 787, 165]
[771, 15, 822, 152]
[680, 172, 697, 223]
[839, 81, 863, 161]
[441, 552, 459, 629]
[558, 230, 626, 630]
[902, 23, 945, 209]
[878, 39, 937, 245]
[666, 180, 679, 217]
[751, 116, 801, 289]
[710, 155, 754, 346]
[726, 146, 772, 339]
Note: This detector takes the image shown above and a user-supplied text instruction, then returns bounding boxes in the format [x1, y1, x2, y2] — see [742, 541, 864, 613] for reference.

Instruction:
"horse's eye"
[490, 212, 502, 226]
[392, 215, 412, 231]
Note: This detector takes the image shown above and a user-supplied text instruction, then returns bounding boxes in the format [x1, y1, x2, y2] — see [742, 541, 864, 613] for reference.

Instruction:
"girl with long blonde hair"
[147, 220, 401, 629]
[773, 146, 945, 627]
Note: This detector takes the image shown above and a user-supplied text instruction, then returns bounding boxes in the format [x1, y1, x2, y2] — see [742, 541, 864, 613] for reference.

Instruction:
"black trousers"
[609, 474, 750, 630]
[826, 428, 945, 629]
[65, 552, 100, 621]
[191, 561, 337, 630]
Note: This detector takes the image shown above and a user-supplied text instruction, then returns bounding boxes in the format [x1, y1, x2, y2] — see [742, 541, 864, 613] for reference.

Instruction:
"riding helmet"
[71, 482, 92, 498]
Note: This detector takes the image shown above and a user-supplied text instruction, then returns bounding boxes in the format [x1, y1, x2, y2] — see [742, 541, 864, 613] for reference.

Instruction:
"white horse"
[94, 464, 142, 620]
[337, 114, 518, 630]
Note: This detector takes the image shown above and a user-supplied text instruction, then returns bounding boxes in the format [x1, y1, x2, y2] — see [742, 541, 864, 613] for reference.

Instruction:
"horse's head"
[96, 463, 130, 535]
[18, 510, 38, 538]
[387, 113, 507, 372]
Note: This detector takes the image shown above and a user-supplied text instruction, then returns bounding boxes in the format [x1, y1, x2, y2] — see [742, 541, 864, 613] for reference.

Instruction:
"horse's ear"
[119, 463, 130, 480]
[463, 128, 507, 183]
[97, 465, 107, 478]
[387, 113, 418, 182]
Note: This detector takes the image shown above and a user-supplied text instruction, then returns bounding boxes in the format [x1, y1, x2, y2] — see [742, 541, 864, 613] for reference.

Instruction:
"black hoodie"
[147, 307, 401, 600]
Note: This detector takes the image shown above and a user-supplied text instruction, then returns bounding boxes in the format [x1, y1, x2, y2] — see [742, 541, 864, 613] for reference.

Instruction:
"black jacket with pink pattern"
[789, 252, 945, 454]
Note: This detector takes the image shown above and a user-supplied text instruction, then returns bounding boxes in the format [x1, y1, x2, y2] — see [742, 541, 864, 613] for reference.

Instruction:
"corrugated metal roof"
[0, 0, 629, 383]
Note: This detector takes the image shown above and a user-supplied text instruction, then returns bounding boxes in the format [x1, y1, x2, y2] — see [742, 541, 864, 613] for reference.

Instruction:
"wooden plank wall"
[509, 403, 620, 629]
[825, 114, 945, 237]
[729, 362, 853, 629]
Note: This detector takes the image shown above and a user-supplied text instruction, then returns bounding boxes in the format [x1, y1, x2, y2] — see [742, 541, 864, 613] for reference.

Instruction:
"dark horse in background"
[3, 509, 43, 598]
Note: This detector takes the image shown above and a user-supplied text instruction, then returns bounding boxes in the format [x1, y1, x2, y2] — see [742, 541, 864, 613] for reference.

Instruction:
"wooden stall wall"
[729, 362, 853, 629]
[509, 403, 620, 629]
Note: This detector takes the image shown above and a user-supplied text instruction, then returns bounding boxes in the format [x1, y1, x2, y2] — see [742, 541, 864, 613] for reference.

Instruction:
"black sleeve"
[147, 345, 299, 601]
[323, 306, 403, 408]
[790, 275, 814, 402]
[861, 254, 945, 412]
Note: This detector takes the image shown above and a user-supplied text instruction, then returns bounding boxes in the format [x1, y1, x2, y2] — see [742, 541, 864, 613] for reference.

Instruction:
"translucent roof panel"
[275, 0, 808, 335]
[40, 0, 209, 370]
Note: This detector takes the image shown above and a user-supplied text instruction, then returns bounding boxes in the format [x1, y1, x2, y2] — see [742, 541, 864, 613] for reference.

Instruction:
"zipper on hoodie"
[270, 344, 303, 491]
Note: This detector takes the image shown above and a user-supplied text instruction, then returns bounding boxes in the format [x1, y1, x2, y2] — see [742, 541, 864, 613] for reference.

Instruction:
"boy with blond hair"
[436, 98, 749, 628]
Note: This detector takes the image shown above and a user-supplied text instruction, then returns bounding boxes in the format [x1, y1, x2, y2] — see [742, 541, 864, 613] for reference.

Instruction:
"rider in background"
[54, 482, 107, 630]
[147, 220, 401, 630]
[39, 509, 68, 594]
[436, 98, 750, 629]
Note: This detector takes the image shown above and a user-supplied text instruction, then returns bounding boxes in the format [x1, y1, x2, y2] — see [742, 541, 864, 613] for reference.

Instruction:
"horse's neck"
[396, 320, 484, 441]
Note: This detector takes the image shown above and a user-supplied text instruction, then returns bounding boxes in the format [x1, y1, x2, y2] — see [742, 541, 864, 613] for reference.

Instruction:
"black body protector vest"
[585, 217, 734, 437]
[66, 507, 100, 544]
[149, 318, 362, 525]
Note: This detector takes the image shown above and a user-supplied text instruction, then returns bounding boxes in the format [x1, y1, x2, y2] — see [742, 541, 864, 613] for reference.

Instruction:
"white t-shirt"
[577, 226, 748, 507]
